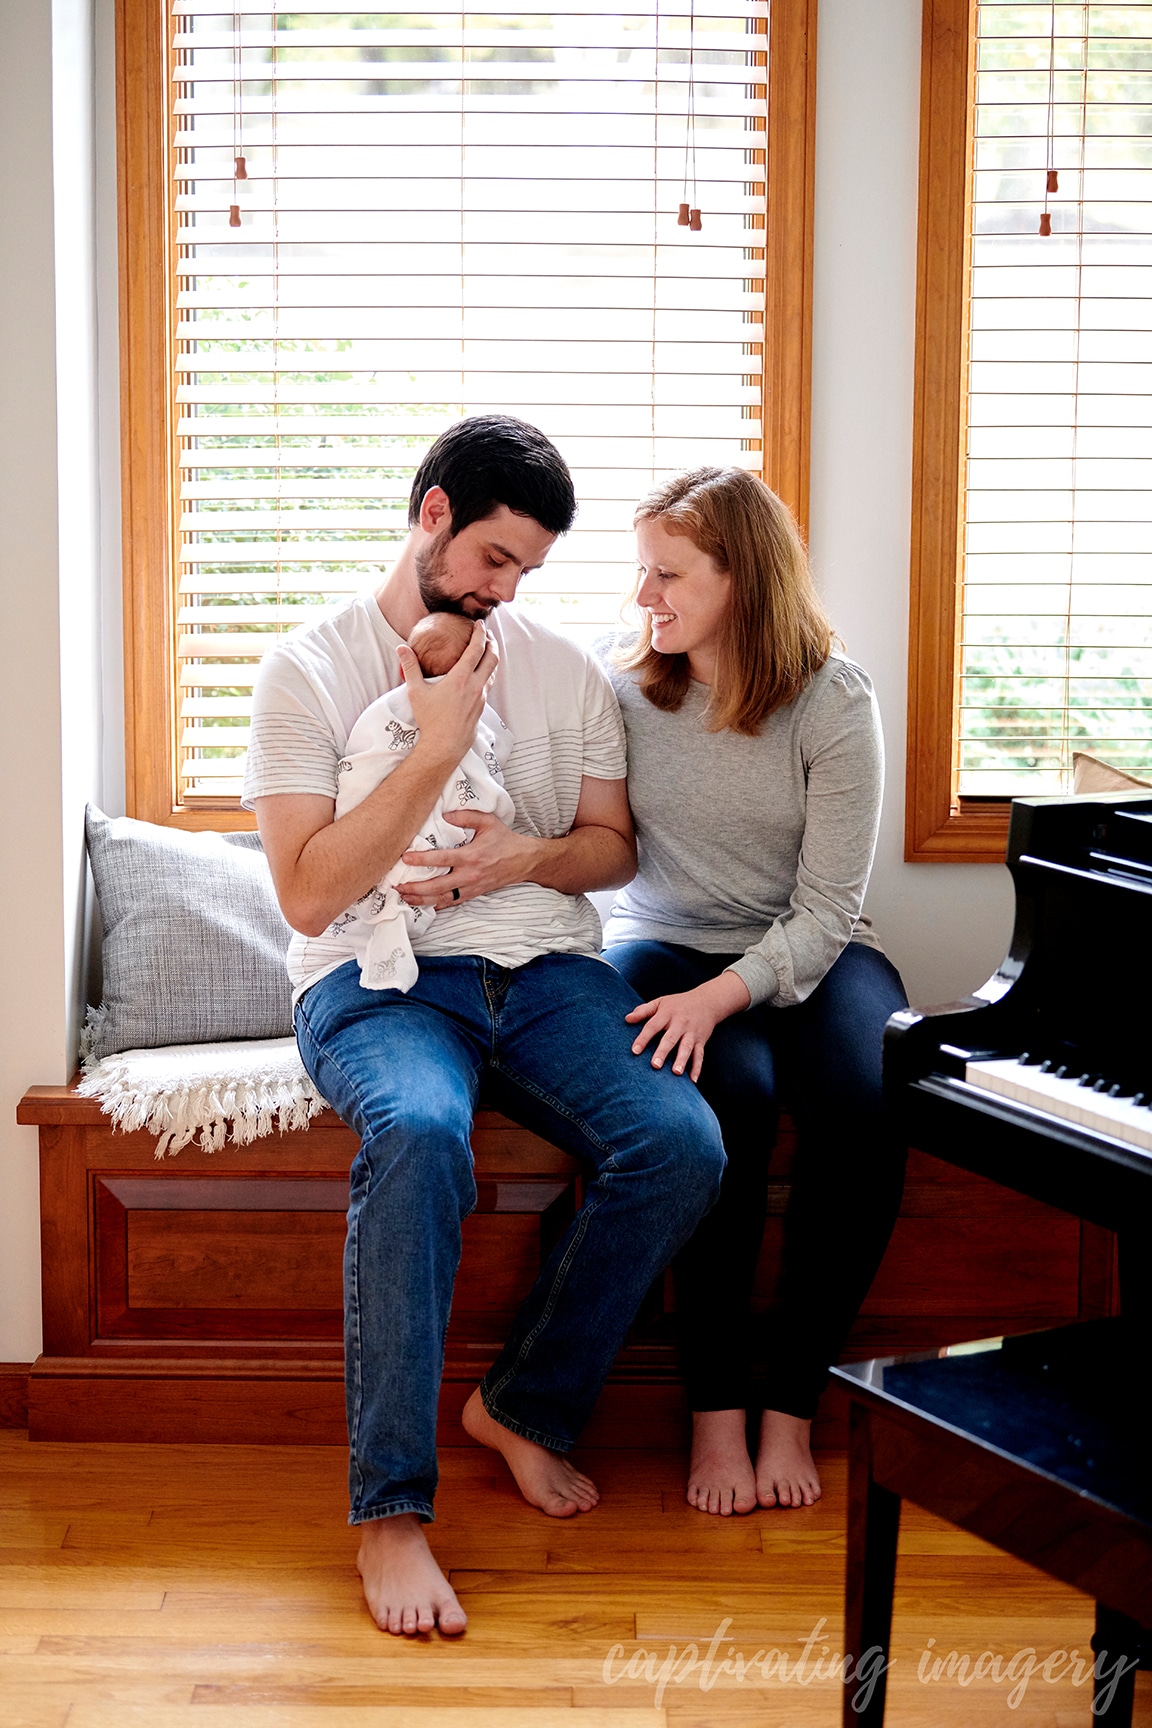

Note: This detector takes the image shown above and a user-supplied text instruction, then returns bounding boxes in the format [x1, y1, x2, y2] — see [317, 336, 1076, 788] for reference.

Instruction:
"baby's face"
[407, 611, 475, 677]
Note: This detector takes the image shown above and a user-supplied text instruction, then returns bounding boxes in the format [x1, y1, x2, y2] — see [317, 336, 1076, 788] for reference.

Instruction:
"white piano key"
[964, 1057, 1152, 1155]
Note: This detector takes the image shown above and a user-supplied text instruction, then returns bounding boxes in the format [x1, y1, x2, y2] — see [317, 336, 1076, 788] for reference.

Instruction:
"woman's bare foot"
[356, 1513, 467, 1636]
[686, 1408, 758, 1516]
[461, 1388, 599, 1517]
[755, 1408, 822, 1508]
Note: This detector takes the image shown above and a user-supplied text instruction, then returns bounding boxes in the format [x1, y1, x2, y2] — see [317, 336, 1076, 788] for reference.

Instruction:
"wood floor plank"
[0, 1514, 70, 1550]
[3, 1432, 1150, 1725]
[67, 1709, 667, 1727]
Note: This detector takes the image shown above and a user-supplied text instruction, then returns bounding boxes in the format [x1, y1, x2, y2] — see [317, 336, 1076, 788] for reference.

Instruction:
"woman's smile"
[635, 517, 731, 684]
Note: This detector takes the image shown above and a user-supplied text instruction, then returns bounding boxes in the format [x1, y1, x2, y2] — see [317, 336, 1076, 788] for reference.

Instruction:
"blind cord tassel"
[230, 9, 244, 227]
[678, 0, 701, 233]
[1040, 0, 1056, 233]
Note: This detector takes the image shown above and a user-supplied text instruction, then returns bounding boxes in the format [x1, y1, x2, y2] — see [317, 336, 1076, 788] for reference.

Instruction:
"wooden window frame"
[906, 0, 1013, 862]
[116, 0, 819, 831]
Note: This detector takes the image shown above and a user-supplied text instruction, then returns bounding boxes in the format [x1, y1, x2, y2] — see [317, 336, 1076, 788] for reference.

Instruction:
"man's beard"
[414, 533, 495, 619]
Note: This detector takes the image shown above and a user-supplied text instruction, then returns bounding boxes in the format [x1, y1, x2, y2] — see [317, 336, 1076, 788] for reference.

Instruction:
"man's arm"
[397, 773, 636, 912]
[255, 624, 497, 936]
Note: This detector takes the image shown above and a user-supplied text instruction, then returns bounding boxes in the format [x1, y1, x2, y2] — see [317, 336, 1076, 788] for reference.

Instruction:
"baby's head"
[406, 611, 476, 677]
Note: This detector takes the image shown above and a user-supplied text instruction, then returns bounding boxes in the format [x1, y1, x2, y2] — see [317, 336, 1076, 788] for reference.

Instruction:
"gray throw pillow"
[84, 806, 294, 1060]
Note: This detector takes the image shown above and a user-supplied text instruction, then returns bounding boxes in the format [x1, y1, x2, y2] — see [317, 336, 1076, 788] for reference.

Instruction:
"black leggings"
[604, 939, 909, 1419]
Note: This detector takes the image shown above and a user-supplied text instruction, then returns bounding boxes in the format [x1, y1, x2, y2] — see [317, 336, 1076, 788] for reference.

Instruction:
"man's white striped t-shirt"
[242, 592, 627, 999]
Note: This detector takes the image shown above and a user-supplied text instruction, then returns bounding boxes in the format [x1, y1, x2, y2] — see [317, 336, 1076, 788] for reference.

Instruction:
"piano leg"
[844, 1401, 901, 1726]
[1091, 1604, 1147, 1726]
[1118, 1231, 1152, 1330]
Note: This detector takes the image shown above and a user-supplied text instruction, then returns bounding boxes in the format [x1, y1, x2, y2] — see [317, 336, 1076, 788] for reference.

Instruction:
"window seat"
[16, 1082, 1116, 1446]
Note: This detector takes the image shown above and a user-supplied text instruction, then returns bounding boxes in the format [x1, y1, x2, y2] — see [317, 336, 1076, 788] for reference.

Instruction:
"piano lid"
[1006, 790, 1152, 875]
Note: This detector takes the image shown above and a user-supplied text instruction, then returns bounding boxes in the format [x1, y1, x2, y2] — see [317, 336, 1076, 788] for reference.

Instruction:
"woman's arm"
[626, 664, 885, 1079]
[725, 663, 884, 1011]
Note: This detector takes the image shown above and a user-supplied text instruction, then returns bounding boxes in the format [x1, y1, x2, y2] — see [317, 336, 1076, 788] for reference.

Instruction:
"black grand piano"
[833, 793, 1152, 1725]
[886, 791, 1152, 1256]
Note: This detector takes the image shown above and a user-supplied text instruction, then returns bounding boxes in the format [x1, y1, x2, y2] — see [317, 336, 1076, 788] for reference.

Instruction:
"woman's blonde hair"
[616, 466, 833, 735]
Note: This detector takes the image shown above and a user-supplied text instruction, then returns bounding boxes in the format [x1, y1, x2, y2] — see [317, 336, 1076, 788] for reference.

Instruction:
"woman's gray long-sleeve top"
[597, 645, 886, 1009]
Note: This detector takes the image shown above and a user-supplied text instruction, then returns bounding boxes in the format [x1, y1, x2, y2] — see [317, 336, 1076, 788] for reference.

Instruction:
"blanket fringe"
[77, 1050, 327, 1157]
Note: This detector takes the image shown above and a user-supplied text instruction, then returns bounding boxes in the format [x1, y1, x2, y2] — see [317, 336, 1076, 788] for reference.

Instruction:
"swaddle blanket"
[332, 684, 515, 992]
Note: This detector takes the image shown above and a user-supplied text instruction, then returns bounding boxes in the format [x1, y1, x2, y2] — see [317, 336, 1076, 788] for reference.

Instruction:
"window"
[117, 0, 815, 826]
[908, 0, 1152, 860]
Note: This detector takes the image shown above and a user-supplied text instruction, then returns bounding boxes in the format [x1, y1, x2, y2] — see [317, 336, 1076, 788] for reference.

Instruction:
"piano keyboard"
[964, 1056, 1152, 1154]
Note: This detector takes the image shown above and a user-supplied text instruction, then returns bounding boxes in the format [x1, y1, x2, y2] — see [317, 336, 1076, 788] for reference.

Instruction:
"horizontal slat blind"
[172, 3, 769, 800]
[960, 0, 1152, 794]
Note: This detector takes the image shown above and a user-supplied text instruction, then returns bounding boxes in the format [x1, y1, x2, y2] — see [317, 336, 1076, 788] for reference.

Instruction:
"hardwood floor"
[0, 1429, 1147, 1726]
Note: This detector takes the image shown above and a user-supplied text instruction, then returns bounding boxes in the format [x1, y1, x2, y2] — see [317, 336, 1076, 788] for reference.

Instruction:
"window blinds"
[960, 1, 1152, 794]
[172, 4, 769, 800]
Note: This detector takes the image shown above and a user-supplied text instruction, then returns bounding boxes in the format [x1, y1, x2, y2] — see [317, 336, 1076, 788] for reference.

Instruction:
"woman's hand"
[625, 970, 753, 1082]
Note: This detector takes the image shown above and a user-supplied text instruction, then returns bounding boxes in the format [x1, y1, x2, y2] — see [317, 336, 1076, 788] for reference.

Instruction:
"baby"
[330, 611, 514, 993]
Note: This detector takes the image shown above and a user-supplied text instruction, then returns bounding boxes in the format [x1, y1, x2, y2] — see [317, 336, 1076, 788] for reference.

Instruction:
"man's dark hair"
[408, 415, 576, 538]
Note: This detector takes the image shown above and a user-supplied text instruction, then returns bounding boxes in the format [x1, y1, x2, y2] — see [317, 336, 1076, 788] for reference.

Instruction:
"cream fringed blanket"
[78, 1037, 328, 1157]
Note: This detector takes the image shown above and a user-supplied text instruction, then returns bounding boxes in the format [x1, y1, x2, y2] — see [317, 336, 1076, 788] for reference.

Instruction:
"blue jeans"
[295, 953, 725, 1525]
[604, 939, 909, 1419]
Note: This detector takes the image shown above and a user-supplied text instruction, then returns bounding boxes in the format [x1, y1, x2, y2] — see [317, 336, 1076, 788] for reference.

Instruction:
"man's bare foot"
[755, 1408, 822, 1508]
[686, 1408, 758, 1516]
[356, 1512, 467, 1636]
[462, 1388, 599, 1517]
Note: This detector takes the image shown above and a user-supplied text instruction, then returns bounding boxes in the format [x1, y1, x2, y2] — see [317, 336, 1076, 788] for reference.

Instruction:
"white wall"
[808, 0, 1016, 1008]
[0, 0, 119, 1362]
[0, 0, 1018, 1366]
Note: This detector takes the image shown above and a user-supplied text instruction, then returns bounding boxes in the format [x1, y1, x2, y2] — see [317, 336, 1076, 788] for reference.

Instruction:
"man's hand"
[625, 971, 753, 1082]
[398, 809, 541, 910]
[400, 774, 636, 913]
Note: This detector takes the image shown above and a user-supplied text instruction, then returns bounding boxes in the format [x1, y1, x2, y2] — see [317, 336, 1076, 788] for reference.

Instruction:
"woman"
[599, 467, 908, 1517]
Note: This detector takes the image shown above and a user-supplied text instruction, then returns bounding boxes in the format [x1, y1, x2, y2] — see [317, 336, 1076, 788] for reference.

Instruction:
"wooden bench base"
[17, 1086, 1118, 1446]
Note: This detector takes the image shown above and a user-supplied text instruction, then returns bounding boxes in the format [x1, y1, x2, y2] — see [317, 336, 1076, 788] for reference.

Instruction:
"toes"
[757, 1482, 778, 1508]
[733, 1489, 758, 1515]
[437, 1601, 467, 1636]
[562, 1473, 599, 1512]
[401, 1605, 419, 1635]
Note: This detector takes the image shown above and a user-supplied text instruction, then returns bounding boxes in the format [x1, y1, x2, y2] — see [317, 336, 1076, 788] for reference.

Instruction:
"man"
[246, 416, 725, 1637]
